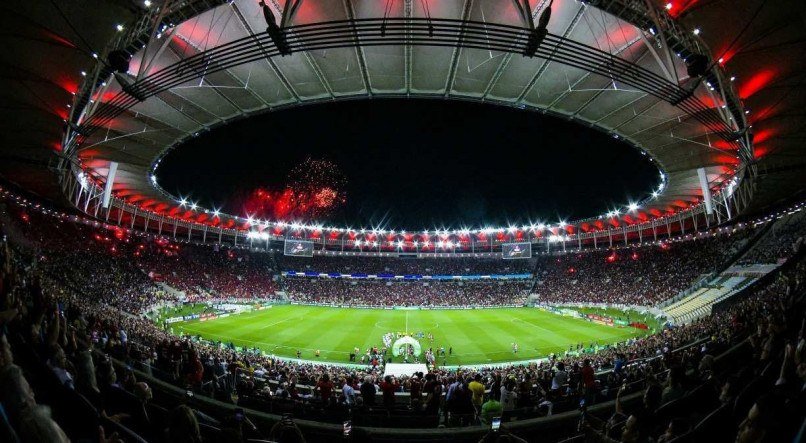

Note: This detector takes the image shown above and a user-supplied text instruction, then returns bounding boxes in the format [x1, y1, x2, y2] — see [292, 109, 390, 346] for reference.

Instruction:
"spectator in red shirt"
[380, 375, 399, 410]
[581, 359, 596, 404]
[316, 374, 334, 405]
[185, 349, 204, 386]
[408, 375, 422, 407]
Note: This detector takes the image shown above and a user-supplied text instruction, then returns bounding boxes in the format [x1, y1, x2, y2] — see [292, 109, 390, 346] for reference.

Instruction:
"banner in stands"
[284, 239, 314, 257]
[502, 242, 532, 259]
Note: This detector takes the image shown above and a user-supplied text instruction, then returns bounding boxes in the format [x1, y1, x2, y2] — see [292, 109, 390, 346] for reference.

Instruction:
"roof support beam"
[639, 0, 680, 85]
[166, 41, 250, 115]
[511, 0, 536, 29]
[482, 0, 549, 100]
[443, 0, 474, 96]
[516, 3, 585, 104]
[301, 52, 336, 98]
[231, 2, 301, 103]
[266, 2, 336, 99]
[404, 0, 413, 94]
[549, 36, 644, 113]
[280, 0, 303, 28]
[343, 0, 374, 95]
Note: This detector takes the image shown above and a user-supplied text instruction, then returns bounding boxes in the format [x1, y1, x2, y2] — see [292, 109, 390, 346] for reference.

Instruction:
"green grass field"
[168, 305, 657, 366]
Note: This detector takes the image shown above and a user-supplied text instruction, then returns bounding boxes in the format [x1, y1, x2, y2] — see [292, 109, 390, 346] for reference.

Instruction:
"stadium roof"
[0, 0, 803, 234]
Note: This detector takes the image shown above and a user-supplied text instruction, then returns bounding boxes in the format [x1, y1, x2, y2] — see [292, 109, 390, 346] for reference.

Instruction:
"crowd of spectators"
[280, 232, 751, 308]
[279, 255, 536, 276]
[0, 197, 804, 442]
[1, 219, 803, 441]
[284, 279, 530, 307]
[132, 243, 278, 300]
[532, 232, 751, 306]
[1, 203, 277, 305]
[740, 209, 805, 265]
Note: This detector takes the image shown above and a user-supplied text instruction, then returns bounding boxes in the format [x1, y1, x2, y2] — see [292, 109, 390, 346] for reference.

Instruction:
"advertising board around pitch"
[284, 239, 314, 257]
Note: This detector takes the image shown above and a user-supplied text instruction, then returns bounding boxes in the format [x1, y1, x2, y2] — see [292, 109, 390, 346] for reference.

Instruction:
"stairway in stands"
[661, 206, 804, 324]
[662, 275, 756, 324]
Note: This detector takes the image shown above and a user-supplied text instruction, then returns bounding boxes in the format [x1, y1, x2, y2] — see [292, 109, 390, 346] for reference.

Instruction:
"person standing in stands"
[480, 395, 503, 426]
[500, 378, 518, 415]
[360, 376, 376, 406]
[489, 374, 502, 401]
[380, 375, 399, 411]
[423, 373, 442, 415]
[551, 362, 569, 394]
[469, 374, 486, 414]
[581, 359, 596, 405]
[408, 374, 422, 407]
[316, 374, 334, 405]
[341, 377, 356, 406]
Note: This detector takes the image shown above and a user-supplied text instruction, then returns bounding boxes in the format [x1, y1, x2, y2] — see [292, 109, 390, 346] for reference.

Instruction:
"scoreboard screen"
[502, 242, 532, 259]
[284, 239, 314, 257]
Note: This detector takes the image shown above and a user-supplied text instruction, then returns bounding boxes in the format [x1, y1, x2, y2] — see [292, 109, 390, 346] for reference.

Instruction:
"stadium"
[0, 1, 804, 442]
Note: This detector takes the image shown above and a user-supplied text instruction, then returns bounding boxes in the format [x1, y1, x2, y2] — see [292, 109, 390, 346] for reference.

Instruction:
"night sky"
[157, 99, 659, 229]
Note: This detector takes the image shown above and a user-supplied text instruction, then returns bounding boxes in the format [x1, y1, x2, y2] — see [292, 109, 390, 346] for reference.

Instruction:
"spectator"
[480, 395, 503, 426]
[167, 405, 202, 443]
[500, 378, 518, 413]
[379, 375, 399, 410]
[469, 374, 486, 412]
[360, 376, 376, 406]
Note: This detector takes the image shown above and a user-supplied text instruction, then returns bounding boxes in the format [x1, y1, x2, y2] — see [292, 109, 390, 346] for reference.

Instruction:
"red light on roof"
[739, 69, 776, 99]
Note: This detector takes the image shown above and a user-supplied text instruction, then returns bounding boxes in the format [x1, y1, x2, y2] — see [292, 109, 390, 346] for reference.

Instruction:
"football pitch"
[171, 305, 656, 366]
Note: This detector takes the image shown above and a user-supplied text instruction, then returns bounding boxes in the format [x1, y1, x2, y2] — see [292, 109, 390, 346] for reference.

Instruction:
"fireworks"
[243, 158, 347, 221]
